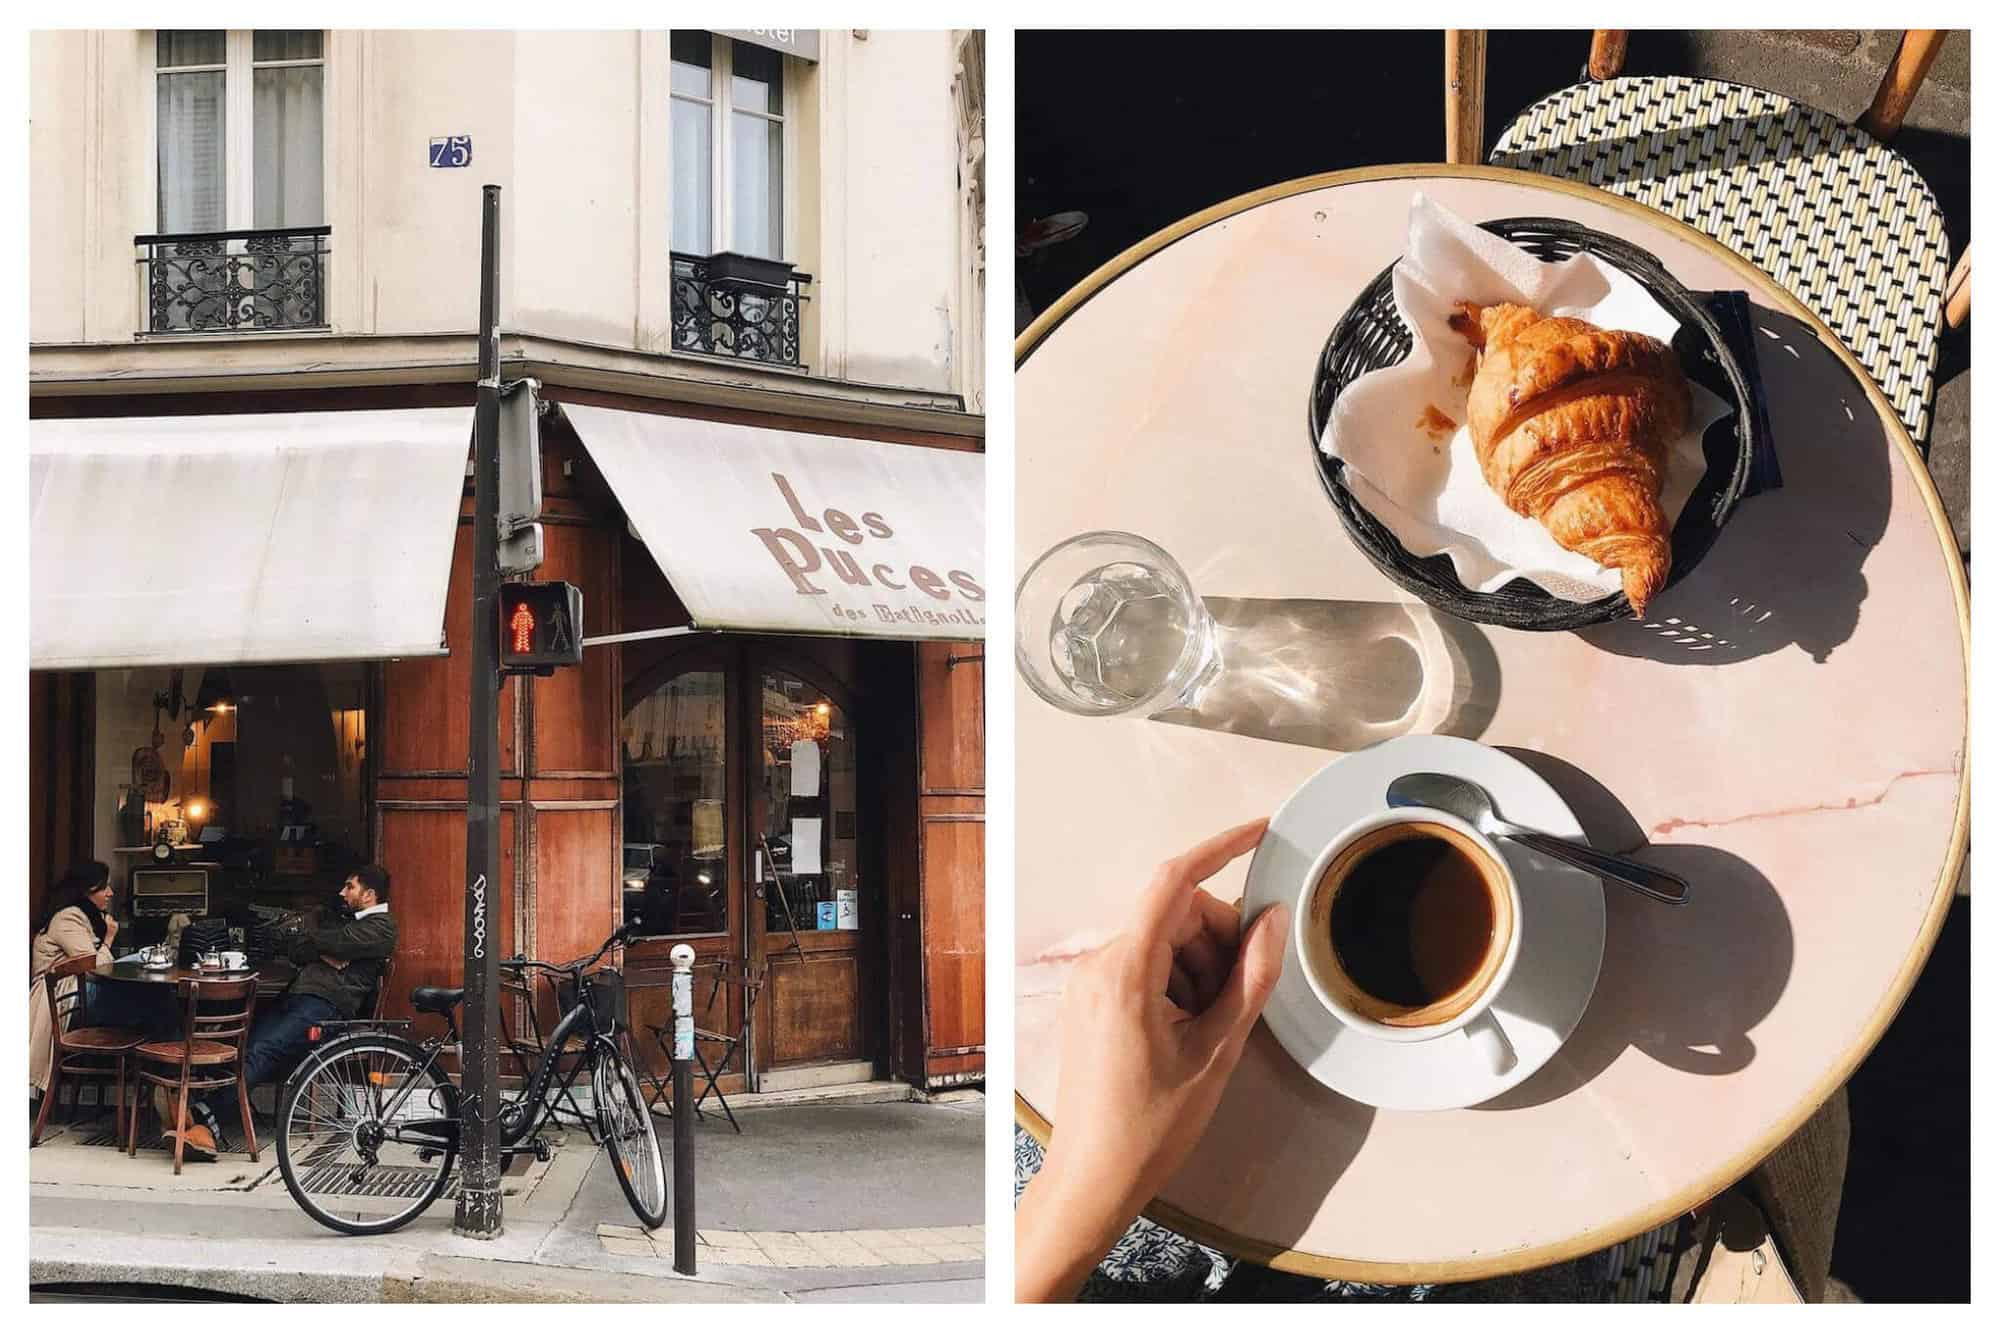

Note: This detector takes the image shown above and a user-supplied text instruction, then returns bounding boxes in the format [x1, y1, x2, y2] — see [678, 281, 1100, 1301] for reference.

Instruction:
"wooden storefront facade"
[28, 386, 985, 1094]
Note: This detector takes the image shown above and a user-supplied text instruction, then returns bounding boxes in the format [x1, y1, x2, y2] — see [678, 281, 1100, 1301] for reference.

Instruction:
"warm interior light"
[814, 702, 830, 717]
[186, 800, 208, 820]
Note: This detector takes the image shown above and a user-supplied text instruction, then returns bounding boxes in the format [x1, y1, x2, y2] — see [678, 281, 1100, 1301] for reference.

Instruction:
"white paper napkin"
[1320, 194, 1732, 602]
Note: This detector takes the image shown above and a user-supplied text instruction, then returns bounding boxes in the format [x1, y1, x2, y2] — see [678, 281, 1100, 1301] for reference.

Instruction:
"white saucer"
[1241, 734, 1605, 1111]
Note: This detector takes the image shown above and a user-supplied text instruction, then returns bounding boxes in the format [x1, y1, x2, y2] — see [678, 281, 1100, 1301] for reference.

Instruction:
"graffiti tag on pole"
[470, 873, 488, 959]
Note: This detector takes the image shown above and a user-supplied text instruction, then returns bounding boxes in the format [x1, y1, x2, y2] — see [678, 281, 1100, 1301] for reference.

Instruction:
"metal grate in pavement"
[292, 1160, 462, 1201]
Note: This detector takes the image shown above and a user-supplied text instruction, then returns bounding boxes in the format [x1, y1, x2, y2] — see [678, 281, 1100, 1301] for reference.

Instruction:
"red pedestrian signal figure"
[498, 581, 584, 673]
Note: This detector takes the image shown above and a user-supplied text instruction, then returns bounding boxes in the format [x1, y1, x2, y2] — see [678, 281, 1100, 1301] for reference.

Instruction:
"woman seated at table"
[29, 864, 183, 1099]
[29, 863, 127, 1103]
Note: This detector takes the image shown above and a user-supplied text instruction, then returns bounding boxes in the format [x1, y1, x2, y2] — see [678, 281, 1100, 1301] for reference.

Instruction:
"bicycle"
[274, 925, 666, 1236]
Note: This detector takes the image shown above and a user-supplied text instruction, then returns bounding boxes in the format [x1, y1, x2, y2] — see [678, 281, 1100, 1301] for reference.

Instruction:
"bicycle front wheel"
[596, 1046, 668, 1228]
[277, 1034, 458, 1236]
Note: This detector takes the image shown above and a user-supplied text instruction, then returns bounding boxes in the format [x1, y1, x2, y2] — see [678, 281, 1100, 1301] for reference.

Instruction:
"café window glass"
[622, 669, 729, 938]
[758, 672, 857, 934]
[99, 662, 370, 919]
[668, 30, 788, 260]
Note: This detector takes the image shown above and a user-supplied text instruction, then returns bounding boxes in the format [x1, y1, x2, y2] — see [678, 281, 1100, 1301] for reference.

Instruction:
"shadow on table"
[1578, 309, 1893, 668]
[1172, 1022, 1380, 1258]
[1477, 748, 1794, 1110]
[1152, 597, 1501, 751]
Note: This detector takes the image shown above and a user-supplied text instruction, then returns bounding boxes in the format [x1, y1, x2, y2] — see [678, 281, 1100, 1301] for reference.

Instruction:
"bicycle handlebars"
[498, 922, 635, 980]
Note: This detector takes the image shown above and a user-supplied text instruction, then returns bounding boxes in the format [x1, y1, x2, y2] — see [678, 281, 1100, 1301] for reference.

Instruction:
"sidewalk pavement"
[29, 1091, 984, 1303]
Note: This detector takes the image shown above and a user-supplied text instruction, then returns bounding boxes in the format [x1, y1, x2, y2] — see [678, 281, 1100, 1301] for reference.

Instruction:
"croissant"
[1449, 301, 1690, 615]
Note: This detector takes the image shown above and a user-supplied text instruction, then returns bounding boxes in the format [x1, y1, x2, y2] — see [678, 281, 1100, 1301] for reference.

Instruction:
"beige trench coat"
[29, 905, 111, 1093]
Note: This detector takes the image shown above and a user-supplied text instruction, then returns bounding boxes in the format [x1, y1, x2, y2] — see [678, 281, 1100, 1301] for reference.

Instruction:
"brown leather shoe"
[175, 1124, 219, 1162]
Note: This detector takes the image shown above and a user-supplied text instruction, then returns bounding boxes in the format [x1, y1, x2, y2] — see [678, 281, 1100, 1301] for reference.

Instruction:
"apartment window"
[156, 30, 324, 233]
[670, 31, 785, 260]
[146, 30, 327, 333]
[669, 31, 808, 368]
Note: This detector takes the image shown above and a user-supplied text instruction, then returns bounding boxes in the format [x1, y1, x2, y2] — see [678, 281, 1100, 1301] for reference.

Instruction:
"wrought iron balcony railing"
[136, 225, 331, 335]
[671, 252, 811, 370]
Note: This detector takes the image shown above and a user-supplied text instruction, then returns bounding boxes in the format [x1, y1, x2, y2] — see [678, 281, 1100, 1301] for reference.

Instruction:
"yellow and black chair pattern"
[1491, 75, 1950, 444]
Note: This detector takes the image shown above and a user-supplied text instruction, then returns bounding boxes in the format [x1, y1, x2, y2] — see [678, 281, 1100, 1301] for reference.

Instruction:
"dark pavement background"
[1018, 29, 1969, 1302]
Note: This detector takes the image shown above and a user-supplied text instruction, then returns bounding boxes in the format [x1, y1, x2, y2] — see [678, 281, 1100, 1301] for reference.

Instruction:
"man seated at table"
[172, 864, 399, 1159]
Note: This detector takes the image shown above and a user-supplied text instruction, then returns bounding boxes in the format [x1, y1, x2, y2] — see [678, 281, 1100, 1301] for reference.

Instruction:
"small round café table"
[1013, 165, 1968, 1283]
[92, 961, 276, 994]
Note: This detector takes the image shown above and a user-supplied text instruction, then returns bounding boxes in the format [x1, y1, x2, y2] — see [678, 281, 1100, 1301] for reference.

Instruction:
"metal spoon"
[1386, 772, 1691, 906]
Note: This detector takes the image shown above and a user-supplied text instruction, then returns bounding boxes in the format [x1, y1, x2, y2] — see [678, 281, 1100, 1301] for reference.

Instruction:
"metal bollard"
[669, 943, 696, 1275]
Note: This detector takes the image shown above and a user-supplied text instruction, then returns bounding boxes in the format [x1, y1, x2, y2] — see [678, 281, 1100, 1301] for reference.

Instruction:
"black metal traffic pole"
[454, 183, 505, 1239]
[670, 943, 697, 1273]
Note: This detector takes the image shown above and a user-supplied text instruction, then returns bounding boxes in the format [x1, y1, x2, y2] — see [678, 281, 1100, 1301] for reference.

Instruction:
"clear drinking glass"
[1015, 531, 1221, 718]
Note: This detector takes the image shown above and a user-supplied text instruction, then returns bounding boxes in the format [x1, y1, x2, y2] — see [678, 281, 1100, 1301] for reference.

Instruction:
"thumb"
[1193, 902, 1288, 1059]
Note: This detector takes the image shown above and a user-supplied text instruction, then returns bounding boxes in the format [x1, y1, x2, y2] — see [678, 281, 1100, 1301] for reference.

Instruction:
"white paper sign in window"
[791, 817, 823, 875]
[789, 739, 821, 797]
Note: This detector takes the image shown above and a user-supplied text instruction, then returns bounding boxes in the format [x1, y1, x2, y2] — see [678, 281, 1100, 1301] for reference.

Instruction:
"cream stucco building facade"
[31, 28, 985, 430]
[29, 29, 988, 1094]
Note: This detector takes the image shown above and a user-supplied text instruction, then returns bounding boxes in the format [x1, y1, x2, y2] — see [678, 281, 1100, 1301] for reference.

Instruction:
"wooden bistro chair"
[1450, 29, 1967, 449]
[129, 975, 259, 1174]
[32, 955, 145, 1147]
[648, 960, 765, 1133]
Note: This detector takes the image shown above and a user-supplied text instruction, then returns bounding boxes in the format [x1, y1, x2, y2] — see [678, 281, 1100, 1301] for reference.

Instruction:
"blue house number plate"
[429, 136, 473, 168]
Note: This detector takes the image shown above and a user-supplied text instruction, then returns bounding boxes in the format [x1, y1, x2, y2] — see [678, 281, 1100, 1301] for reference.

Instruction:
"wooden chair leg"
[1860, 30, 1948, 142]
[1445, 30, 1488, 166]
[173, 1081, 189, 1175]
[31, 1062, 59, 1147]
[1588, 30, 1629, 81]
[237, 1072, 259, 1162]
[114, 1058, 128, 1145]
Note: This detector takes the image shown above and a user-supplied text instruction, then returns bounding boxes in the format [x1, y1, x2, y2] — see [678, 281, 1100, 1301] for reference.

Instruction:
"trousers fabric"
[241, 992, 340, 1095]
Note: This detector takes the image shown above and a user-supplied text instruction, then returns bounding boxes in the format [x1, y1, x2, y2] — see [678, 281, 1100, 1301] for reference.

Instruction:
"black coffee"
[1328, 834, 1496, 1007]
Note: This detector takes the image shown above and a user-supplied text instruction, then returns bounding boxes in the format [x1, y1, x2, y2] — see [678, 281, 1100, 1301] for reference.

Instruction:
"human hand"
[321, 953, 350, 971]
[1015, 817, 1288, 1302]
[104, 917, 119, 945]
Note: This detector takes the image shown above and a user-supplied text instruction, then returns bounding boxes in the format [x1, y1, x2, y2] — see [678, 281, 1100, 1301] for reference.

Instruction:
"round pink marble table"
[1014, 166, 1967, 1282]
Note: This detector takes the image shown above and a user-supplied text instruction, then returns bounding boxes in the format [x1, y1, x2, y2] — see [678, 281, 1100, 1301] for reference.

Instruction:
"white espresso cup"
[1293, 807, 1522, 1072]
[219, 949, 248, 971]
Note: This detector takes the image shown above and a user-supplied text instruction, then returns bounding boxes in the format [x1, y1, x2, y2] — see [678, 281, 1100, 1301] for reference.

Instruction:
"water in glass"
[1048, 561, 1203, 709]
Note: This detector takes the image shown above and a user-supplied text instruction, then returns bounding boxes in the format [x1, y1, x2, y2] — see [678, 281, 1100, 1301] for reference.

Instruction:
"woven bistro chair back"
[1449, 30, 1962, 448]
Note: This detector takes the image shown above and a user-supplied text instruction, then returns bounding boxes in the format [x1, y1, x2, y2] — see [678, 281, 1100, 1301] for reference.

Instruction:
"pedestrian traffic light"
[498, 581, 583, 674]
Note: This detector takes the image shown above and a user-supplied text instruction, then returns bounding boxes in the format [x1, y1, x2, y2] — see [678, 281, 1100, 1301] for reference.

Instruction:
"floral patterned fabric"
[1013, 1125, 1696, 1302]
[1014, 1126, 1432, 1301]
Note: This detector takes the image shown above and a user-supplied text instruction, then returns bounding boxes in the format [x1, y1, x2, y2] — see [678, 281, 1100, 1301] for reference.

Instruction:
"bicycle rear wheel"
[596, 1046, 667, 1228]
[277, 1034, 458, 1236]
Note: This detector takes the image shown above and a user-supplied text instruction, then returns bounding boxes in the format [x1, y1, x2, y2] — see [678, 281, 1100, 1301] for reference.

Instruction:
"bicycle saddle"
[410, 986, 466, 1015]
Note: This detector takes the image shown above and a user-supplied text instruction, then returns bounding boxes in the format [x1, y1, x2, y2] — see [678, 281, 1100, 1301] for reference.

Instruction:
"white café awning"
[564, 404, 985, 641]
[31, 408, 474, 670]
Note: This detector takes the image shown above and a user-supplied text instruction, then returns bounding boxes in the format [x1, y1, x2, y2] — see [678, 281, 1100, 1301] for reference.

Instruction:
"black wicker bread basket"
[1308, 217, 1758, 630]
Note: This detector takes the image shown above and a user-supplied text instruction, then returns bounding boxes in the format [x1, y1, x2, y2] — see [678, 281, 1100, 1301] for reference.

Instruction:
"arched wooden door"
[621, 638, 882, 1091]
[746, 658, 876, 1084]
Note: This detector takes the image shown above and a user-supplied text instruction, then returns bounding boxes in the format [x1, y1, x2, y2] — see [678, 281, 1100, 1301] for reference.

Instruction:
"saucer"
[1240, 734, 1605, 1111]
